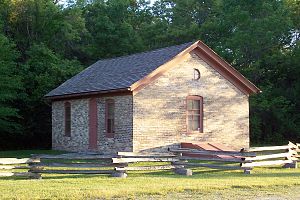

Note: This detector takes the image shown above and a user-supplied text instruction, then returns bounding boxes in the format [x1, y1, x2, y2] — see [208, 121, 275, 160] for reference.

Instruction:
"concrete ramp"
[180, 142, 237, 159]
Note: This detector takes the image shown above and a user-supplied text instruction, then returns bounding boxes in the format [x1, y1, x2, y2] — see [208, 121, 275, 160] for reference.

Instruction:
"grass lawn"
[0, 150, 299, 200]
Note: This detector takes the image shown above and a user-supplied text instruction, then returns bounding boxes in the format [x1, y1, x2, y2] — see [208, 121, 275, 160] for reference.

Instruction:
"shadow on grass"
[40, 174, 110, 180]
[126, 168, 300, 179]
[0, 169, 299, 181]
[0, 150, 66, 158]
[0, 173, 110, 180]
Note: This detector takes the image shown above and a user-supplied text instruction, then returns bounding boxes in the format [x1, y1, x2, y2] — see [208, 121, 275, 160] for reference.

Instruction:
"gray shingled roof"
[45, 42, 193, 97]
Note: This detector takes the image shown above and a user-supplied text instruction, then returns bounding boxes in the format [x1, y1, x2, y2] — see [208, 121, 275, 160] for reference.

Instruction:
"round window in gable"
[193, 68, 201, 81]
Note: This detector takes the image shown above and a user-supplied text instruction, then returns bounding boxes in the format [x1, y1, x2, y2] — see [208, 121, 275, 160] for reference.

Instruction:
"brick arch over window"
[186, 96, 203, 133]
[64, 102, 71, 137]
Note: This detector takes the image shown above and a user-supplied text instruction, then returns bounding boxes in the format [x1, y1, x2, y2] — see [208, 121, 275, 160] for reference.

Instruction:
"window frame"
[105, 99, 115, 138]
[186, 95, 203, 133]
[64, 102, 71, 137]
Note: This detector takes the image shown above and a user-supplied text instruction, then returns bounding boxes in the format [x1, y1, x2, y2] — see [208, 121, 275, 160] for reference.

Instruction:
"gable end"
[130, 41, 261, 96]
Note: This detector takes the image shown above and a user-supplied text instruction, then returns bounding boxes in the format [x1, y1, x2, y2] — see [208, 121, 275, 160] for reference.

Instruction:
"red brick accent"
[89, 98, 98, 149]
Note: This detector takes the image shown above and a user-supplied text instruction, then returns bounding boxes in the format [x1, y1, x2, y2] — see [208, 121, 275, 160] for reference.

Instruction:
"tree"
[200, 0, 299, 144]
[7, 0, 87, 60]
[0, 34, 21, 133]
[82, 0, 144, 61]
[0, 0, 299, 149]
[17, 43, 83, 148]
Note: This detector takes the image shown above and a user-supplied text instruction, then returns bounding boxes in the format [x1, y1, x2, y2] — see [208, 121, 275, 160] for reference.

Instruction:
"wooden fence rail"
[241, 141, 298, 169]
[0, 141, 299, 179]
[168, 148, 253, 174]
[169, 148, 256, 157]
[0, 157, 41, 179]
[27, 153, 128, 178]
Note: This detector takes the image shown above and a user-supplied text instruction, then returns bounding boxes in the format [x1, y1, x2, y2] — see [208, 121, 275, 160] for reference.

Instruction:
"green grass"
[0, 150, 299, 199]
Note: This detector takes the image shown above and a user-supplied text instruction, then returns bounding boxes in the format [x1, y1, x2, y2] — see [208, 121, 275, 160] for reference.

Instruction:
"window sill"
[185, 131, 203, 135]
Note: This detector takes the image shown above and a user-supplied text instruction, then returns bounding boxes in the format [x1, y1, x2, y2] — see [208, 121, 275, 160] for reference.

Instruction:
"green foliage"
[0, 34, 21, 133]
[7, 0, 87, 58]
[16, 43, 82, 149]
[82, 0, 145, 61]
[22, 43, 82, 102]
[197, 0, 300, 144]
[0, 0, 299, 149]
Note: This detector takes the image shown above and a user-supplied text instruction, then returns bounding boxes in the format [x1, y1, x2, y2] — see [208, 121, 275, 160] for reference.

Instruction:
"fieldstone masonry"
[52, 52, 249, 153]
[96, 95, 133, 153]
[52, 99, 89, 152]
[52, 95, 133, 153]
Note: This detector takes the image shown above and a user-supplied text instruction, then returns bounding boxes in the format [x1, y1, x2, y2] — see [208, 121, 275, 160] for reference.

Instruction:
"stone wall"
[52, 99, 89, 152]
[97, 95, 133, 154]
[52, 95, 133, 153]
[132, 53, 249, 152]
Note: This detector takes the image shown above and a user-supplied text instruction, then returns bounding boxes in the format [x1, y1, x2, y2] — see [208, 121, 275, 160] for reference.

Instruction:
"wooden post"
[173, 167, 192, 176]
[29, 173, 42, 179]
[283, 160, 298, 169]
[283, 142, 298, 169]
[27, 157, 42, 179]
[111, 170, 127, 178]
[171, 152, 192, 176]
[241, 149, 253, 174]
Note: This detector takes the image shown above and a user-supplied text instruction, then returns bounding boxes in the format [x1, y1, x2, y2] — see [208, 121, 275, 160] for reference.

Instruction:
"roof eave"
[45, 88, 131, 101]
[195, 41, 262, 96]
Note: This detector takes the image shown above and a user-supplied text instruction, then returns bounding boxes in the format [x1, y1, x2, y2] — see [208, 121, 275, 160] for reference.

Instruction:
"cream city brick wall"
[52, 99, 89, 152]
[132, 53, 249, 152]
[52, 95, 133, 153]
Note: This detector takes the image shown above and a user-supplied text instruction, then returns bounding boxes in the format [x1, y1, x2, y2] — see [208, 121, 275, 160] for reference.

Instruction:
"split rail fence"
[0, 142, 298, 179]
[0, 157, 41, 179]
[241, 142, 298, 169]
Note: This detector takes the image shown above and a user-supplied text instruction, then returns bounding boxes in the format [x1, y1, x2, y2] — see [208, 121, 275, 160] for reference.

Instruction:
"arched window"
[105, 99, 115, 137]
[186, 96, 203, 133]
[64, 102, 71, 137]
[193, 68, 201, 80]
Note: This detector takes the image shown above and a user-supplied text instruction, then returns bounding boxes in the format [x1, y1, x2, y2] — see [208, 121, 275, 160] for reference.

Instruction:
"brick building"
[45, 41, 261, 153]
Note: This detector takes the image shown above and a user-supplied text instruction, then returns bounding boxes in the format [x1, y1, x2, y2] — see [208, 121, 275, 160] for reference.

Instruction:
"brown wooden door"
[89, 98, 98, 150]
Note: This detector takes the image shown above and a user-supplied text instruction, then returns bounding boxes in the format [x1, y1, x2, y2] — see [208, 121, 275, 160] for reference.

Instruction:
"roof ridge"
[95, 41, 194, 63]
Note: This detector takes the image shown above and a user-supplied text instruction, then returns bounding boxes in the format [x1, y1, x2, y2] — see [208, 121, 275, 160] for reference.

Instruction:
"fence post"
[28, 156, 42, 179]
[111, 155, 128, 178]
[111, 170, 128, 178]
[171, 152, 192, 176]
[240, 148, 252, 174]
[283, 142, 298, 169]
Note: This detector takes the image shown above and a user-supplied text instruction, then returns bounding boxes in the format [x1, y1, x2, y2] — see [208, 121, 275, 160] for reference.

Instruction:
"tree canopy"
[0, 0, 299, 149]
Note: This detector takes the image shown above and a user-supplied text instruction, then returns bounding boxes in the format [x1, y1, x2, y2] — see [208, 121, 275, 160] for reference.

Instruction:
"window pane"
[188, 115, 193, 131]
[106, 100, 115, 134]
[186, 96, 203, 132]
[187, 100, 193, 110]
[108, 119, 115, 133]
[192, 116, 200, 131]
[65, 103, 71, 136]
[108, 103, 114, 119]
[192, 100, 200, 110]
